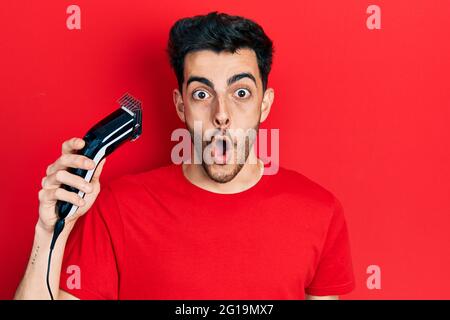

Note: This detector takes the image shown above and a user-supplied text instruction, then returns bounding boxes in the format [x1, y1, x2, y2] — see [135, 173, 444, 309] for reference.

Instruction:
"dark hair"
[167, 11, 274, 92]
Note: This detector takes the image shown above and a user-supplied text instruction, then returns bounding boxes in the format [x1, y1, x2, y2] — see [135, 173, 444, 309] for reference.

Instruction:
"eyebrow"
[186, 76, 215, 89]
[227, 72, 257, 87]
[186, 72, 257, 90]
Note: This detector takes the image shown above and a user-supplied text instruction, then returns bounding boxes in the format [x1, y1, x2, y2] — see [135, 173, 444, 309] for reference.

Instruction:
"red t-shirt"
[60, 164, 355, 299]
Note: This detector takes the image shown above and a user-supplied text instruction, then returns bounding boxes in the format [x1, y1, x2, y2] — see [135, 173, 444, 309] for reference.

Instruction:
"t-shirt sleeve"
[305, 196, 355, 296]
[59, 185, 121, 300]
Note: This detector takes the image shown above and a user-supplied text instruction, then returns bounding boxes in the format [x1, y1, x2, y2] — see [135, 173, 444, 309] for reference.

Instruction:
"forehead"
[184, 48, 260, 84]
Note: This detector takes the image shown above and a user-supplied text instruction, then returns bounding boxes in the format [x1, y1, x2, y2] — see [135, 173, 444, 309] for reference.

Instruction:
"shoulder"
[106, 163, 179, 195]
[274, 166, 337, 205]
[271, 166, 342, 217]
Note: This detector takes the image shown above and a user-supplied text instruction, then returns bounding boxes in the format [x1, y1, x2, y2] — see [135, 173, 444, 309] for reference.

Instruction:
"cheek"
[184, 100, 212, 123]
[230, 98, 261, 127]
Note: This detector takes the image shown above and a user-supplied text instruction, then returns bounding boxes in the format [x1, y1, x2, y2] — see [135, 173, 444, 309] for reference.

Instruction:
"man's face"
[173, 48, 273, 183]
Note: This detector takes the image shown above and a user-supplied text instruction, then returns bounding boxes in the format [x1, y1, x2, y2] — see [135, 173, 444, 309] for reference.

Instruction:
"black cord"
[46, 218, 65, 300]
[46, 247, 55, 300]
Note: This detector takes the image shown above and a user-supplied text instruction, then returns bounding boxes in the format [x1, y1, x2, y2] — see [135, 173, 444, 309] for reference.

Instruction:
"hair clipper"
[55, 93, 142, 220]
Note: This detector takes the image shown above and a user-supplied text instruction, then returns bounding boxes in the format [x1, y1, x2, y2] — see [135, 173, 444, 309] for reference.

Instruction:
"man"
[15, 11, 355, 300]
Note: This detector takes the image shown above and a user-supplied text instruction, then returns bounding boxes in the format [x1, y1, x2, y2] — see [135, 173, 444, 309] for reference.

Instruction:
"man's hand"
[38, 137, 106, 234]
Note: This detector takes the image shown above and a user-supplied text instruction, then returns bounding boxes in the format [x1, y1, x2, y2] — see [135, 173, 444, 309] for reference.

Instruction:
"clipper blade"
[117, 93, 142, 140]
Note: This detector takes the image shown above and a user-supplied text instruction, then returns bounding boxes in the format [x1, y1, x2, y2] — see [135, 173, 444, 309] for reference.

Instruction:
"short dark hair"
[167, 11, 274, 92]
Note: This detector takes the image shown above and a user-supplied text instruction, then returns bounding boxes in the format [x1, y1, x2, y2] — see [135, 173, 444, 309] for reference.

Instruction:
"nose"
[213, 99, 231, 130]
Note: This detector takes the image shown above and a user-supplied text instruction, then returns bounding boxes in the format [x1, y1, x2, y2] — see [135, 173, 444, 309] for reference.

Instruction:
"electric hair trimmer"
[56, 93, 142, 220]
[47, 93, 142, 300]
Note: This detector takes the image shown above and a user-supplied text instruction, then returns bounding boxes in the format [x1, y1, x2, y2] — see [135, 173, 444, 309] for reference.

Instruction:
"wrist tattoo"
[31, 245, 40, 265]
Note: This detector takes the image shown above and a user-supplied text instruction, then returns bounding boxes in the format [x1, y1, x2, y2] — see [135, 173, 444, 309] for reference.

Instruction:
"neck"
[182, 149, 264, 194]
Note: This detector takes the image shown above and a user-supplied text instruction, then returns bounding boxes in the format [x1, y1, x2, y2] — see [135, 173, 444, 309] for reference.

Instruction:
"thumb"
[91, 158, 106, 183]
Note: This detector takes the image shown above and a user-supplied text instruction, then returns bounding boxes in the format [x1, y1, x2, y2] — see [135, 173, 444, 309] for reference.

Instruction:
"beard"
[187, 124, 259, 183]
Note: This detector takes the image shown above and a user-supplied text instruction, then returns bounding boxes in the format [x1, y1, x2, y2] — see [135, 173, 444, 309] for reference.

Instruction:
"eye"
[234, 88, 251, 99]
[192, 90, 211, 100]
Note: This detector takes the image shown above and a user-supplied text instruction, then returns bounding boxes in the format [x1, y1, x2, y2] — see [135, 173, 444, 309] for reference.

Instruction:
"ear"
[172, 88, 186, 123]
[259, 87, 274, 123]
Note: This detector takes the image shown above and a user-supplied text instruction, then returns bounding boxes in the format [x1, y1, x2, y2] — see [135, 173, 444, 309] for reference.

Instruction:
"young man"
[15, 12, 355, 300]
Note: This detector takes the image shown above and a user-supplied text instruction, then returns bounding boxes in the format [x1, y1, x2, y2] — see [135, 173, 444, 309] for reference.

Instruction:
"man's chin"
[203, 162, 244, 183]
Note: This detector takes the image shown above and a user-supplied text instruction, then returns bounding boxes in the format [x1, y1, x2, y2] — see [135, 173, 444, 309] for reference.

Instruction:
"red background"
[1, 0, 449, 299]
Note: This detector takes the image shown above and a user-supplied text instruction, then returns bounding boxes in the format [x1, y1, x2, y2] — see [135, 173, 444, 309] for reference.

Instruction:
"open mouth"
[211, 136, 232, 164]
